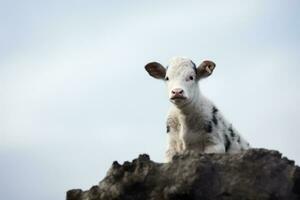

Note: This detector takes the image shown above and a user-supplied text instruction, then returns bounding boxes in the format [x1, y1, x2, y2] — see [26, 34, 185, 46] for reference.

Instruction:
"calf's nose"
[171, 88, 184, 95]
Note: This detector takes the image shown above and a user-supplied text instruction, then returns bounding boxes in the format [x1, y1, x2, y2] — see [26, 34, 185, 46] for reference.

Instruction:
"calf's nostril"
[172, 89, 184, 95]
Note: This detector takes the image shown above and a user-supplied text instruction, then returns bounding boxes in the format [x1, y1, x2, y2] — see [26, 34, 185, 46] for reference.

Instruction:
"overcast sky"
[1, 1, 300, 200]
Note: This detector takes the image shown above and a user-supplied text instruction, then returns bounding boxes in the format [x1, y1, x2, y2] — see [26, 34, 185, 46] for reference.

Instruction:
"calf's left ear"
[145, 62, 166, 80]
[196, 60, 216, 79]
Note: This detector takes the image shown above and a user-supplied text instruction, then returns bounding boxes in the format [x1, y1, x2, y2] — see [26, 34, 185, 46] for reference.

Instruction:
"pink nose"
[171, 88, 184, 96]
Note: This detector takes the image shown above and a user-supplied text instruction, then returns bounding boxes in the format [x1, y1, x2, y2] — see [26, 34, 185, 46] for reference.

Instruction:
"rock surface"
[67, 149, 300, 200]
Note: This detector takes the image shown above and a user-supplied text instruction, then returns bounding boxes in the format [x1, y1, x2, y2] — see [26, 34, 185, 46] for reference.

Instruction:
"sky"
[1, 1, 300, 199]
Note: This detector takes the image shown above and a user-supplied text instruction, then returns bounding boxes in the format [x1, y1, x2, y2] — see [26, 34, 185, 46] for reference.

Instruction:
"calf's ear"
[145, 62, 166, 80]
[196, 60, 216, 79]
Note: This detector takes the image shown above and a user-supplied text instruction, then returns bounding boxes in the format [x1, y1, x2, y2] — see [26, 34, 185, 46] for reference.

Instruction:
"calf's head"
[145, 57, 215, 106]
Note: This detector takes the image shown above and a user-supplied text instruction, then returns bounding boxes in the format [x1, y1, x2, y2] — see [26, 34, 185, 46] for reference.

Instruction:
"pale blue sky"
[1, 1, 300, 200]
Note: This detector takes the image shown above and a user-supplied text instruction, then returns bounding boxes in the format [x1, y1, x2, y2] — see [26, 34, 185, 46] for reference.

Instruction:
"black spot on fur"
[228, 126, 235, 138]
[237, 136, 241, 143]
[190, 61, 198, 75]
[212, 106, 218, 113]
[212, 106, 218, 125]
[224, 134, 231, 152]
[204, 121, 213, 133]
[191, 61, 197, 69]
[167, 125, 170, 133]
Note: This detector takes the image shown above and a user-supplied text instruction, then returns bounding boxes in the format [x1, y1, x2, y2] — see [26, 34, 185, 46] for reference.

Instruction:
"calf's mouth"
[170, 96, 187, 100]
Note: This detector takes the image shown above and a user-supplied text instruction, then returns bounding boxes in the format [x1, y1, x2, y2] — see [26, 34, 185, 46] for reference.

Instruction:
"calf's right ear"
[145, 62, 166, 80]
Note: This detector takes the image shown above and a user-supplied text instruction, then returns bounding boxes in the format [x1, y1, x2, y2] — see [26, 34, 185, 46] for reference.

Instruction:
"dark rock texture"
[67, 149, 300, 200]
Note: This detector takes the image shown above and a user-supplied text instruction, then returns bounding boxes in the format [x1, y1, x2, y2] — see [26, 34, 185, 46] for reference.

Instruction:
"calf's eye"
[165, 77, 169, 81]
[189, 76, 194, 81]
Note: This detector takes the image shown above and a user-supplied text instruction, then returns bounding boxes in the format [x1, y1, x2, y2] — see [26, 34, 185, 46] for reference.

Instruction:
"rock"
[66, 149, 300, 200]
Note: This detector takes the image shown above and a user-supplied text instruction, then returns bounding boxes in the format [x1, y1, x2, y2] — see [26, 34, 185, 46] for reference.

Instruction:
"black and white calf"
[145, 57, 250, 162]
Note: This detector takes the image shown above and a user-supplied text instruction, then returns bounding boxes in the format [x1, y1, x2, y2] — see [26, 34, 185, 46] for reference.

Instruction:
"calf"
[145, 57, 250, 162]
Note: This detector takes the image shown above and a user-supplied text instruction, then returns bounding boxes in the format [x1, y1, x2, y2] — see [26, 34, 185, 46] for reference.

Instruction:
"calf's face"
[145, 57, 215, 106]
